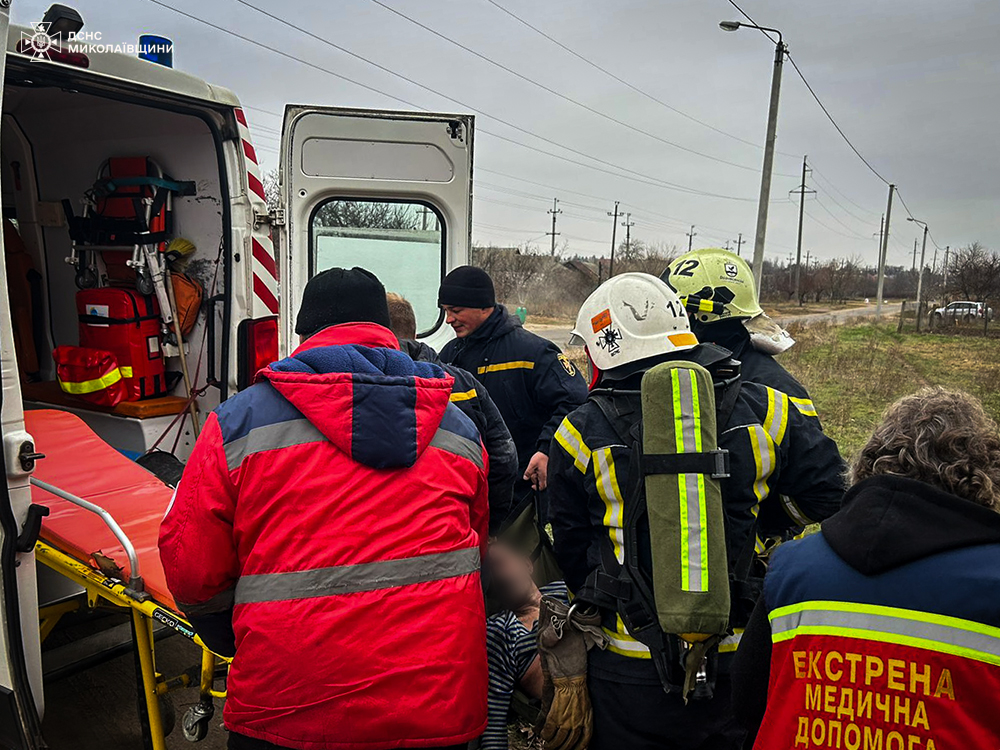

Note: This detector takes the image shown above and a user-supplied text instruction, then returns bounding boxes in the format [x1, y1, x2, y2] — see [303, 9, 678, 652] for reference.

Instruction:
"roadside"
[526, 301, 904, 349]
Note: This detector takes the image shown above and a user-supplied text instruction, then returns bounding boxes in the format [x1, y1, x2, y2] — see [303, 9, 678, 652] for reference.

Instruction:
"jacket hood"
[258, 323, 454, 469]
[399, 338, 442, 365]
[823, 475, 1000, 575]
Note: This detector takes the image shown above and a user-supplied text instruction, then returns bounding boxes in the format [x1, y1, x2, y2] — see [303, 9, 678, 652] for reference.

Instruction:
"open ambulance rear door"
[0, 4, 45, 747]
[278, 107, 473, 355]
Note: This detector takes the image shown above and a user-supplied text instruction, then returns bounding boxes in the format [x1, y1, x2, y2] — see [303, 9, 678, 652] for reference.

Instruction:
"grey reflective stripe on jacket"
[235, 546, 481, 605]
[224, 417, 325, 471]
[430, 428, 484, 469]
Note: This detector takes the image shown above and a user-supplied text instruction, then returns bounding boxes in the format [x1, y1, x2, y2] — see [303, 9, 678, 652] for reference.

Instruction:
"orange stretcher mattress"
[27, 409, 177, 610]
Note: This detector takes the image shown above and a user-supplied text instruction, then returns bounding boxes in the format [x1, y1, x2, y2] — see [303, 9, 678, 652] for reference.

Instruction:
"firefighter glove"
[536, 596, 606, 750]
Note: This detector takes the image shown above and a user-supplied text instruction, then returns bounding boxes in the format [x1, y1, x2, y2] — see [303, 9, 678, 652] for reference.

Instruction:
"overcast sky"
[14, 0, 999, 266]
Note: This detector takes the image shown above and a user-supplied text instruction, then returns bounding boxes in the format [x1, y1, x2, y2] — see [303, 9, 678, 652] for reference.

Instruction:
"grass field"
[780, 322, 1000, 458]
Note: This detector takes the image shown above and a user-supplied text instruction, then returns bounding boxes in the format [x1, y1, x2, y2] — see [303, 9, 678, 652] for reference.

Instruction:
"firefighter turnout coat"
[440, 304, 588, 473]
[734, 475, 1000, 750]
[547, 355, 844, 663]
[159, 323, 490, 750]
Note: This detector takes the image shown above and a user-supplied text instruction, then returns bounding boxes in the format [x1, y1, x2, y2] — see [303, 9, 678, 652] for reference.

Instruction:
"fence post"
[897, 300, 906, 333]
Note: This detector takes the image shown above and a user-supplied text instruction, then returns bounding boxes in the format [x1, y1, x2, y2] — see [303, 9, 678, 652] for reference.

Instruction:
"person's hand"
[524, 451, 549, 491]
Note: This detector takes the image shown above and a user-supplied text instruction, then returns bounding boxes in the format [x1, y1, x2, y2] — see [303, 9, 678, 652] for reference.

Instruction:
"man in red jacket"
[159, 267, 490, 750]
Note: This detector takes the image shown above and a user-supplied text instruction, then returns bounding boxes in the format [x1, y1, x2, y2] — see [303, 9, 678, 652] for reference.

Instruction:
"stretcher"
[26, 409, 227, 747]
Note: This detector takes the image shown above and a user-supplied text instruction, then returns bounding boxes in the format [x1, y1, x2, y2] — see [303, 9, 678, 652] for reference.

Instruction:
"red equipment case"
[76, 288, 167, 401]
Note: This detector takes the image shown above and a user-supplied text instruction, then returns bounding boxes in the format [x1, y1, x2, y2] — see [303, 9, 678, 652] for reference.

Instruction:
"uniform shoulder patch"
[558, 353, 577, 377]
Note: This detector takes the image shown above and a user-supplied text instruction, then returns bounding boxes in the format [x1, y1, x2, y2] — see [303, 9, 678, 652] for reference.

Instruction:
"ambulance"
[0, 4, 473, 744]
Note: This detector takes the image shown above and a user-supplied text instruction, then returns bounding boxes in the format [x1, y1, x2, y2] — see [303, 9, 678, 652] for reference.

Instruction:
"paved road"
[528, 303, 904, 348]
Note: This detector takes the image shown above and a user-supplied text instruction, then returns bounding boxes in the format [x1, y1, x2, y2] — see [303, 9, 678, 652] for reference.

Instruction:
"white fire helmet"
[570, 273, 699, 373]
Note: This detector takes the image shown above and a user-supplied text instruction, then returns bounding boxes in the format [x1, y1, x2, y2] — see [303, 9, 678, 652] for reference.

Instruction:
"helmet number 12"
[674, 259, 700, 277]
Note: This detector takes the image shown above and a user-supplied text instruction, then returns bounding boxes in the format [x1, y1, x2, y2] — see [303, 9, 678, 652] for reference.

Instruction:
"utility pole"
[912, 238, 918, 271]
[608, 201, 621, 279]
[932, 246, 938, 275]
[911, 220, 929, 308]
[750, 37, 788, 291]
[725, 240, 732, 251]
[686, 224, 697, 253]
[805, 249, 811, 269]
[943, 246, 950, 290]
[875, 184, 895, 315]
[734, 232, 744, 257]
[621, 212, 635, 257]
[546, 198, 562, 257]
[791, 155, 814, 305]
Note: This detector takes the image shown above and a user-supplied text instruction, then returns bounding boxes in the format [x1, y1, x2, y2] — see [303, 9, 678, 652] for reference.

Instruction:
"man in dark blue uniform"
[438, 266, 588, 545]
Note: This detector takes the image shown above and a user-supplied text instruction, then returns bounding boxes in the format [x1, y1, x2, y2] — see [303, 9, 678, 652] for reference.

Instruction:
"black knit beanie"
[437, 265, 496, 308]
[295, 267, 391, 337]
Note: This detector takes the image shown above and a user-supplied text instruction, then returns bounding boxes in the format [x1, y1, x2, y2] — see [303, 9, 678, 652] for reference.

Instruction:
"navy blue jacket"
[733, 475, 1000, 742]
[440, 305, 588, 473]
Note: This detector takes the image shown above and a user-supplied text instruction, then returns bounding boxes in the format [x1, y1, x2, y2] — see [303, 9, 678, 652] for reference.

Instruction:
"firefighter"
[734, 387, 1000, 748]
[546, 273, 845, 750]
[160, 267, 490, 750]
[439, 266, 588, 574]
[387, 291, 518, 532]
[661, 248, 816, 417]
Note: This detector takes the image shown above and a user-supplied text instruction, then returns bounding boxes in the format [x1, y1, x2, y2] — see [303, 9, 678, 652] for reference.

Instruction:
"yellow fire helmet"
[661, 248, 764, 324]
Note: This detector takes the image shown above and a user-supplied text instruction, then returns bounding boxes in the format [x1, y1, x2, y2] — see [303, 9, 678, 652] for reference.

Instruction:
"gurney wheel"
[136, 269, 155, 297]
[182, 703, 213, 742]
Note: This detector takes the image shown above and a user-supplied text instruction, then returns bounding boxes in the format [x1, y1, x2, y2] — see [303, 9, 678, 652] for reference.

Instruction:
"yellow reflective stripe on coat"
[769, 600, 1000, 667]
[789, 396, 818, 417]
[593, 447, 625, 565]
[477, 360, 535, 375]
[671, 368, 710, 593]
[719, 628, 744, 653]
[603, 614, 651, 659]
[747, 424, 776, 504]
[555, 417, 591, 474]
[58, 367, 122, 395]
[449, 389, 477, 403]
[780, 494, 813, 526]
[764, 387, 789, 445]
[120, 366, 133, 378]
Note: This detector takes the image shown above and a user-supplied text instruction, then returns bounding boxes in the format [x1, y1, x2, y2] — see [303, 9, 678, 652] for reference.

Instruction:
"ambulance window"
[311, 198, 445, 336]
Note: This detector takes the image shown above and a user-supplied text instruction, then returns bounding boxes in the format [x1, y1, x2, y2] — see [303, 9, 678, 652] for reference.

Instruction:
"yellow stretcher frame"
[35, 541, 229, 749]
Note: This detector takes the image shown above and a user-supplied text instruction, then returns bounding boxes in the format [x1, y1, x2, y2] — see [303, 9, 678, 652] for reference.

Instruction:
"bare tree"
[471, 244, 546, 306]
[263, 168, 279, 212]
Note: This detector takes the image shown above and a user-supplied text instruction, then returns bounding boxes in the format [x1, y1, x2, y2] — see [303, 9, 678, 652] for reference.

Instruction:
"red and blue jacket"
[159, 323, 490, 750]
[734, 475, 1000, 750]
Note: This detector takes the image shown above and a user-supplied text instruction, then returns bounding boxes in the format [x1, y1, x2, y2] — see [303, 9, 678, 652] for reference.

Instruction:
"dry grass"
[780, 322, 1000, 458]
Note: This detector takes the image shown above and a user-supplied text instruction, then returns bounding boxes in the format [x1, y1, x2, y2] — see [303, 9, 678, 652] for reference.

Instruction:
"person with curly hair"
[732, 387, 1000, 748]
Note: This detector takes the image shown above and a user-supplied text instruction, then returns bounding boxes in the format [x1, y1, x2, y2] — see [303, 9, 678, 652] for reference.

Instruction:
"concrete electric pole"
[686, 225, 697, 253]
[608, 201, 622, 278]
[875, 184, 895, 315]
[621, 212, 634, 257]
[791, 155, 814, 305]
[734, 232, 744, 257]
[546, 198, 562, 257]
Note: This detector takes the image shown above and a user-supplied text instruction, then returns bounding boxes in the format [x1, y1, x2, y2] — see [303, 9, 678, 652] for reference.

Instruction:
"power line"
[809, 165, 880, 218]
[784, 54, 891, 185]
[727, 0, 891, 185]
[484, 0, 797, 158]
[149, 0, 757, 202]
[366, 0, 797, 176]
[812, 196, 870, 239]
